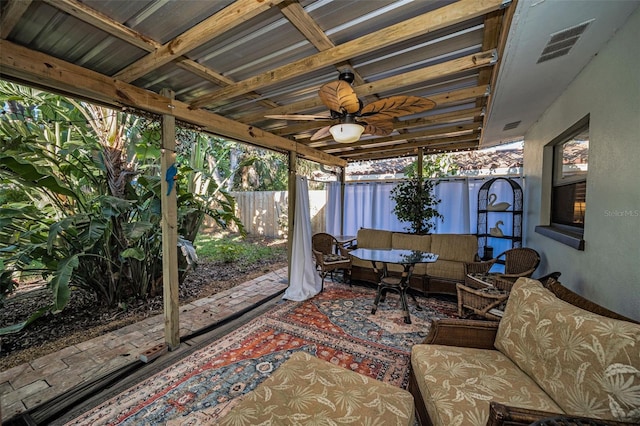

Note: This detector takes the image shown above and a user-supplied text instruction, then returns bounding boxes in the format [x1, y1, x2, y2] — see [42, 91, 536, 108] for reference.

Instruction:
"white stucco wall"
[523, 7, 640, 320]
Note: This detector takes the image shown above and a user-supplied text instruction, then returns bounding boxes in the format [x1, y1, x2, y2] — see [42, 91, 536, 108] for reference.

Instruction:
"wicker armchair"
[464, 247, 541, 280]
[311, 233, 351, 290]
[458, 271, 560, 320]
[458, 250, 542, 320]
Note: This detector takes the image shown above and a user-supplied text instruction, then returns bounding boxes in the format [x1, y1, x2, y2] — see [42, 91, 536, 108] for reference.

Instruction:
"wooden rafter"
[237, 48, 495, 125]
[113, 0, 286, 83]
[270, 107, 483, 137]
[42, 0, 280, 109]
[0, 39, 345, 167]
[0, 0, 32, 39]
[0, 0, 515, 162]
[313, 123, 480, 150]
[189, 0, 506, 108]
[340, 135, 481, 161]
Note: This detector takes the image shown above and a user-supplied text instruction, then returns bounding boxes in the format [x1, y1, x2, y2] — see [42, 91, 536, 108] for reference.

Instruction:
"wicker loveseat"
[409, 277, 640, 426]
[349, 228, 478, 295]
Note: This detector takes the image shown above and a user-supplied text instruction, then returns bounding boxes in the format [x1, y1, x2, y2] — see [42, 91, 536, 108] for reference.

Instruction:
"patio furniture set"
[313, 228, 542, 323]
[221, 230, 639, 425]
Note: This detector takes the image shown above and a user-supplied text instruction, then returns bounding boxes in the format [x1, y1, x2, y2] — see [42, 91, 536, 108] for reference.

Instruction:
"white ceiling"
[483, 0, 639, 147]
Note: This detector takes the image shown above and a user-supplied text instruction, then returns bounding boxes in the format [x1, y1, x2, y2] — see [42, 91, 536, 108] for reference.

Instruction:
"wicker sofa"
[349, 228, 478, 295]
[409, 277, 640, 426]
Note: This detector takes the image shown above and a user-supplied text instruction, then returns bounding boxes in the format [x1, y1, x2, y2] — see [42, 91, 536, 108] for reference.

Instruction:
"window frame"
[535, 115, 589, 250]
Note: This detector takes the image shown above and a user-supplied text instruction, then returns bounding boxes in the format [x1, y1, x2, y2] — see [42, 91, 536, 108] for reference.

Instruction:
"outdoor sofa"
[349, 228, 478, 295]
[409, 276, 640, 426]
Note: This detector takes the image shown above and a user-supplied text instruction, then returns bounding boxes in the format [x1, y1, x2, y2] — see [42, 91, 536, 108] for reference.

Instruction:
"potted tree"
[390, 155, 453, 234]
[391, 176, 443, 234]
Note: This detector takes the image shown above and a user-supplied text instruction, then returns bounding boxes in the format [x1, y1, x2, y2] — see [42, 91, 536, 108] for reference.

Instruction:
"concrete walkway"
[0, 267, 289, 421]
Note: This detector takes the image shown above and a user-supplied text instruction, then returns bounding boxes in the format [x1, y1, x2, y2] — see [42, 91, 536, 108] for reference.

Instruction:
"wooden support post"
[287, 151, 297, 282]
[339, 167, 345, 236]
[160, 89, 180, 350]
[417, 147, 424, 180]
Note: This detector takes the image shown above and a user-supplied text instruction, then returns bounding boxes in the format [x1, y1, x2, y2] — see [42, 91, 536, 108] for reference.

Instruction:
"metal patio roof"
[1, 0, 637, 166]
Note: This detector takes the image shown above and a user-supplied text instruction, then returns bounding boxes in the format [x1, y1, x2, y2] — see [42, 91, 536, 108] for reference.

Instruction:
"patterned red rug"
[66, 282, 457, 425]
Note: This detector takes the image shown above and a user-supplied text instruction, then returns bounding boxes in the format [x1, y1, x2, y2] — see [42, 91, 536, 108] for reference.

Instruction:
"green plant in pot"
[391, 176, 443, 234]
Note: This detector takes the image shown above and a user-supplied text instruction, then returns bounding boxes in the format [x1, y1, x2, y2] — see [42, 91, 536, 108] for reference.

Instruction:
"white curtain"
[328, 176, 524, 238]
[433, 179, 471, 234]
[325, 181, 342, 236]
[283, 175, 322, 301]
[340, 182, 403, 235]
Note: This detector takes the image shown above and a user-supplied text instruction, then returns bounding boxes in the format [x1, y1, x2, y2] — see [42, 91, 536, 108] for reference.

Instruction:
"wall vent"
[503, 120, 521, 131]
[537, 20, 594, 64]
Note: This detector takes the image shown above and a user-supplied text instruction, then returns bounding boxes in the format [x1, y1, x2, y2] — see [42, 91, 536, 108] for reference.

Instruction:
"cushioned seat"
[412, 344, 562, 426]
[219, 351, 415, 426]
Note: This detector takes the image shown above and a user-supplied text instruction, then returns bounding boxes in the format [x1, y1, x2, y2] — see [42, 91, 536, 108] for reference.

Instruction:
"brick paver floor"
[0, 267, 289, 421]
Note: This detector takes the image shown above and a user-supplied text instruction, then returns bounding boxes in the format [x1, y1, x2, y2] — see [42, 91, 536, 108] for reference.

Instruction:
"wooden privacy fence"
[204, 190, 328, 237]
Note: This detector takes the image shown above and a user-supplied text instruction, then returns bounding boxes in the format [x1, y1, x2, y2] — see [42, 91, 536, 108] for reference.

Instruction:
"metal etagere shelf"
[477, 177, 523, 260]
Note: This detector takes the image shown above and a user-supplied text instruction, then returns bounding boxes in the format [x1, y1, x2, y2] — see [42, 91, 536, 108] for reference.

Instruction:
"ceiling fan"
[266, 70, 437, 143]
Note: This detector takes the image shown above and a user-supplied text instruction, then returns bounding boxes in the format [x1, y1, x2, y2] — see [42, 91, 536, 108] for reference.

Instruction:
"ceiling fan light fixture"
[329, 123, 364, 143]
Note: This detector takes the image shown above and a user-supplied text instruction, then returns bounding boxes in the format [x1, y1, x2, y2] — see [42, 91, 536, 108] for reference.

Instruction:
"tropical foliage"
[0, 82, 248, 332]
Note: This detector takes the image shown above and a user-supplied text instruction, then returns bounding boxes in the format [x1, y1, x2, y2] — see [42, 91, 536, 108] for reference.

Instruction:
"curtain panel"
[327, 177, 524, 242]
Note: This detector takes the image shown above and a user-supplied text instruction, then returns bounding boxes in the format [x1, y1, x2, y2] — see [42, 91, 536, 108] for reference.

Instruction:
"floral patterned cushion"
[495, 278, 640, 423]
[411, 345, 562, 426]
[219, 351, 415, 426]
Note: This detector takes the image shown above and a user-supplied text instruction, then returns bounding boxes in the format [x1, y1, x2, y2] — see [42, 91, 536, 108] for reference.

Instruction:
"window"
[552, 125, 588, 227]
[535, 116, 589, 250]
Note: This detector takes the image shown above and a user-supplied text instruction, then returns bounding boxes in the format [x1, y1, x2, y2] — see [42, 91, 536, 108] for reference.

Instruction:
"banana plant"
[0, 82, 244, 335]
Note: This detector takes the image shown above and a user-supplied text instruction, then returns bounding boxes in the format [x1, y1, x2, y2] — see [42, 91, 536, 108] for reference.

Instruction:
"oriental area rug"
[65, 281, 457, 425]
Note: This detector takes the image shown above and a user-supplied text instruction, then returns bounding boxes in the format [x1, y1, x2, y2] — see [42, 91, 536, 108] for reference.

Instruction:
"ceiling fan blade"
[310, 125, 332, 141]
[361, 96, 436, 120]
[361, 120, 393, 136]
[265, 114, 330, 121]
[318, 80, 360, 114]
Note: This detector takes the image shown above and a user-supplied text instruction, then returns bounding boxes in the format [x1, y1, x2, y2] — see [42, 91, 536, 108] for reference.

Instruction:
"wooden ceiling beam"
[114, 0, 286, 83]
[476, 10, 503, 110]
[0, 39, 345, 168]
[42, 0, 158, 51]
[339, 135, 481, 161]
[237, 49, 494, 124]
[0, 0, 32, 39]
[480, 0, 517, 147]
[271, 106, 483, 138]
[356, 50, 496, 98]
[312, 123, 480, 150]
[43, 0, 279, 109]
[189, 0, 507, 108]
[278, 0, 369, 91]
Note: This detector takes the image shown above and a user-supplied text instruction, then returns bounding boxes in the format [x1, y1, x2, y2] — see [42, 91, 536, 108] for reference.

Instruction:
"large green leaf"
[50, 255, 78, 312]
[98, 195, 135, 217]
[121, 247, 145, 261]
[0, 305, 50, 336]
[0, 155, 76, 198]
[122, 221, 154, 240]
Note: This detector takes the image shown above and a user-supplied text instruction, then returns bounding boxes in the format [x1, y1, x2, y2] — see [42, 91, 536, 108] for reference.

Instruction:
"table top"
[350, 248, 438, 264]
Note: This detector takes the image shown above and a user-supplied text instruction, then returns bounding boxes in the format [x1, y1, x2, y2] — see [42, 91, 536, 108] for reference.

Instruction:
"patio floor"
[0, 267, 289, 423]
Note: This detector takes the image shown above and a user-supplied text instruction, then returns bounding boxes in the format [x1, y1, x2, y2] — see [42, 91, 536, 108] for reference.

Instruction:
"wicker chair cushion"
[219, 351, 415, 426]
[322, 253, 350, 264]
[411, 345, 562, 426]
[495, 278, 640, 423]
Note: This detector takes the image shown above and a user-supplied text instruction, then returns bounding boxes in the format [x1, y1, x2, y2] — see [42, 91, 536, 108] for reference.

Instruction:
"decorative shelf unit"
[477, 177, 523, 260]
